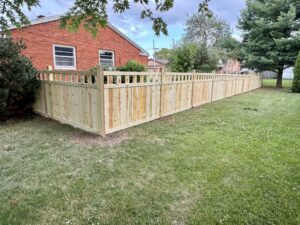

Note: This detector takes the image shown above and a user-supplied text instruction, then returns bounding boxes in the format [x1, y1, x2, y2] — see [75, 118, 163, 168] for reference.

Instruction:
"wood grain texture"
[34, 70, 262, 135]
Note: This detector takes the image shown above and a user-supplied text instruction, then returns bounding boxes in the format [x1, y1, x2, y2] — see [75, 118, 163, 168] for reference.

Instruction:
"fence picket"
[34, 69, 262, 135]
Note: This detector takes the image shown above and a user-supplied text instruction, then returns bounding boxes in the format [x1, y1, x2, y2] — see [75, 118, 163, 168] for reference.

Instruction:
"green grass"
[1, 89, 300, 225]
[262, 79, 292, 88]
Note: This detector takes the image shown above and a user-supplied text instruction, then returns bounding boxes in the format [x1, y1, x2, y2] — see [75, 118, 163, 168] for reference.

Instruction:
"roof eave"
[10, 14, 149, 56]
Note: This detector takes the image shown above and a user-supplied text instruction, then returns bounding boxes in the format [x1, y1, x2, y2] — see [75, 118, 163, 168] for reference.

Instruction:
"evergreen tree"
[0, 37, 39, 119]
[292, 52, 300, 93]
[169, 43, 197, 72]
[238, 0, 300, 88]
[194, 45, 219, 72]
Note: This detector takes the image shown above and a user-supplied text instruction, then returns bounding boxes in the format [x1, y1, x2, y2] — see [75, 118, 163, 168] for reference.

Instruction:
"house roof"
[11, 14, 149, 56]
[149, 58, 169, 65]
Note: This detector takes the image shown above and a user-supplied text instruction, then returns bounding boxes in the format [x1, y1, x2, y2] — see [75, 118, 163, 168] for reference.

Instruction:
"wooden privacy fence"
[34, 68, 262, 136]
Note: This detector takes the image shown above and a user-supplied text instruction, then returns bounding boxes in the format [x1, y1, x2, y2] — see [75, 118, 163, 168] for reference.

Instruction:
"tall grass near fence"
[34, 68, 261, 135]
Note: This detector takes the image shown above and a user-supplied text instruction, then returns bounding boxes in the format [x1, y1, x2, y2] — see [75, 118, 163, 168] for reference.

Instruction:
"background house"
[148, 59, 169, 72]
[11, 15, 149, 71]
[218, 59, 241, 74]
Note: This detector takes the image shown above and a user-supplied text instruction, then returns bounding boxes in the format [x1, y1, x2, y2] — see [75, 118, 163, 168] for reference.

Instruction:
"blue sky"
[25, 0, 246, 56]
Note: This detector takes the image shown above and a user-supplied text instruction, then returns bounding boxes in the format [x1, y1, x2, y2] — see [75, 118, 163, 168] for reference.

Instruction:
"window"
[99, 50, 114, 68]
[53, 45, 76, 70]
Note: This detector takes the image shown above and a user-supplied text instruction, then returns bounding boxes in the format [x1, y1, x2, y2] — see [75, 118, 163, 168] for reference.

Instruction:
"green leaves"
[59, 0, 173, 36]
[198, 0, 213, 18]
[239, 0, 300, 75]
[292, 52, 300, 92]
[154, 48, 172, 60]
[0, 37, 39, 119]
[1, 0, 214, 37]
[59, 0, 109, 37]
[169, 43, 197, 72]
[0, 0, 40, 32]
[117, 60, 146, 72]
[113, 0, 130, 13]
[216, 37, 244, 61]
[152, 17, 168, 36]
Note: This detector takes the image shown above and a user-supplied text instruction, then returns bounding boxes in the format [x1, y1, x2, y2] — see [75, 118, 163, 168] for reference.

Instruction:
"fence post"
[97, 66, 106, 137]
[47, 65, 53, 81]
[46, 67, 54, 117]
[159, 68, 165, 118]
[191, 70, 196, 107]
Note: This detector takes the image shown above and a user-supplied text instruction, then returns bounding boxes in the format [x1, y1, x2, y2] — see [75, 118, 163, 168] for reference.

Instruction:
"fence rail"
[34, 68, 262, 135]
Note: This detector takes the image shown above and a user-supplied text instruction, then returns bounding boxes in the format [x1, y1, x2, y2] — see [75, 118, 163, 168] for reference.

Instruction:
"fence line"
[34, 68, 262, 135]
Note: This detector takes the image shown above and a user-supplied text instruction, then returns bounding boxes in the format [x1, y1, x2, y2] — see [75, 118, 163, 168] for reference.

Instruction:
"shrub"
[292, 52, 300, 93]
[0, 37, 39, 120]
[169, 43, 220, 73]
[117, 60, 146, 72]
[169, 43, 197, 72]
[89, 65, 116, 71]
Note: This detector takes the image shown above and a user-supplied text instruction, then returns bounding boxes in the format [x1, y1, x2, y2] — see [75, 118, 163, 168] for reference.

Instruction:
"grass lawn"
[1, 88, 300, 225]
[262, 79, 293, 88]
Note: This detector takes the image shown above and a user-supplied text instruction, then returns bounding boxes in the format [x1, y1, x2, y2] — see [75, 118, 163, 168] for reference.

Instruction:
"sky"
[24, 0, 246, 56]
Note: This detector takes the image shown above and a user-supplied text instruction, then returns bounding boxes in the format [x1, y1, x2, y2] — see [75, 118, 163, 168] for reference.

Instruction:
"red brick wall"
[11, 20, 148, 70]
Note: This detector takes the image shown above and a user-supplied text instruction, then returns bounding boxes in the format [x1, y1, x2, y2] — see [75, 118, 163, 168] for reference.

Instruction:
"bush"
[292, 52, 300, 93]
[0, 37, 39, 120]
[169, 43, 220, 73]
[194, 45, 219, 72]
[169, 43, 197, 72]
[117, 60, 146, 72]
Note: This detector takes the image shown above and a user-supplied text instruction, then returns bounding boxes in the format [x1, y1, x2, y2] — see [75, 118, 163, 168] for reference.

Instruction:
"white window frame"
[99, 50, 115, 68]
[53, 44, 77, 70]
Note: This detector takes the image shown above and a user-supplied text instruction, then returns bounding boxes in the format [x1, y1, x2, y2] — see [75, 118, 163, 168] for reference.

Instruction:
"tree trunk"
[276, 67, 283, 88]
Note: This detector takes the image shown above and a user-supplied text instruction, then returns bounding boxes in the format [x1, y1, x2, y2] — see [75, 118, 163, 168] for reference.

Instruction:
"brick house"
[10, 15, 149, 71]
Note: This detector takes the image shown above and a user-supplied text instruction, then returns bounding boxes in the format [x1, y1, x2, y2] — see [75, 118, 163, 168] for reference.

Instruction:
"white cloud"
[23, 0, 247, 56]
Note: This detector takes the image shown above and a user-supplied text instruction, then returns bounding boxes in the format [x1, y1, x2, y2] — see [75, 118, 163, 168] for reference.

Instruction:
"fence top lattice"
[36, 70, 261, 88]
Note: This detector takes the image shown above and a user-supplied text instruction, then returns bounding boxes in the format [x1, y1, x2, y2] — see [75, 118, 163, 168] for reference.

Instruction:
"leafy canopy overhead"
[0, 0, 211, 36]
[0, 0, 40, 32]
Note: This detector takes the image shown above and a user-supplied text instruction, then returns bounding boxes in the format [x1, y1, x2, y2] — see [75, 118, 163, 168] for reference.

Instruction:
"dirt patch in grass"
[72, 130, 129, 147]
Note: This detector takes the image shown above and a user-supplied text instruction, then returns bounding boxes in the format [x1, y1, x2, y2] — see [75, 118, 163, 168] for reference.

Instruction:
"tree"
[169, 42, 219, 73]
[0, 0, 40, 32]
[0, 37, 40, 119]
[292, 52, 300, 93]
[184, 12, 231, 46]
[181, 12, 232, 72]
[154, 48, 172, 60]
[0, 0, 212, 36]
[216, 37, 244, 61]
[194, 45, 219, 72]
[169, 43, 197, 72]
[238, 0, 300, 88]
